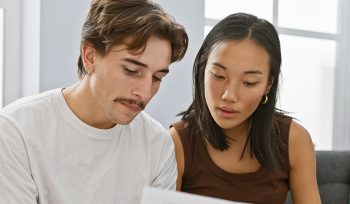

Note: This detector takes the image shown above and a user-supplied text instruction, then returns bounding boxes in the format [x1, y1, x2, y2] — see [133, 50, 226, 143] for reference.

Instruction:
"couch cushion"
[319, 183, 349, 203]
[317, 151, 350, 184]
[285, 151, 350, 204]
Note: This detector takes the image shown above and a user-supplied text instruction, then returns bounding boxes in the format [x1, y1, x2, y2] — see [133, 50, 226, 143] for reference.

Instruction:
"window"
[0, 8, 4, 108]
[205, 0, 339, 150]
[0, 0, 22, 107]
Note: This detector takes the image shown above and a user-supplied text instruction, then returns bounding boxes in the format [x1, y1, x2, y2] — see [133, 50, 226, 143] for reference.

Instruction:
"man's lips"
[119, 101, 142, 111]
[113, 98, 145, 111]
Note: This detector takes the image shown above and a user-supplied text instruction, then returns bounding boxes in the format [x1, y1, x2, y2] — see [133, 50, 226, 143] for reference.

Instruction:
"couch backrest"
[285, 151, 350, 204]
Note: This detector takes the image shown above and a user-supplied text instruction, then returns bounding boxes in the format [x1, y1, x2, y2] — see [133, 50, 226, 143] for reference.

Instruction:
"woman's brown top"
[171, 115, 292, 204]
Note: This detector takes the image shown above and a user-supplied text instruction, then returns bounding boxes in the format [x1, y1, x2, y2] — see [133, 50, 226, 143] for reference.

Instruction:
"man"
[0, 0, 188, 203]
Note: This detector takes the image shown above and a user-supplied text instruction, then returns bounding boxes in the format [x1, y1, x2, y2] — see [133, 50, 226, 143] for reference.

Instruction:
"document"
[140, 186, 249, 204]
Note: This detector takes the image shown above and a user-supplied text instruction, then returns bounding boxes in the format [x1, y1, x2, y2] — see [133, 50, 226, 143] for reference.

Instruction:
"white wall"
[1, 0, 90, 101]
[39, 0, 90, 91]
[145, 0, 204, 127]
[333, 0, 350, 150]
[0, 0, 21, 105]
[22, 0, 40, 97]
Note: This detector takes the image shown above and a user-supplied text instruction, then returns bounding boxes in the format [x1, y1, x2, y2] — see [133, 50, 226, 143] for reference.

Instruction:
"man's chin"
[115, 113, 140, 125]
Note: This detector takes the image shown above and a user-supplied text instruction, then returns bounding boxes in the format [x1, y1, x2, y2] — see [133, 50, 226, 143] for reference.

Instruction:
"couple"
[0, 0, 320, 203]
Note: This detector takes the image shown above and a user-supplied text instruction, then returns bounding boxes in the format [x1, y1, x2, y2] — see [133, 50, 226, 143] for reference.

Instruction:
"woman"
[170, 13, 321, 204]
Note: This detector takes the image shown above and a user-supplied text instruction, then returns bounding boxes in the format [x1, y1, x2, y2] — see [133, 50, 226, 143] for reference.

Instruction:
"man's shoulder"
[1, 89, 60, 113]
[134, 111, 166, 131]
[131, 111, 171, 141]
[0, 89, 61, 122]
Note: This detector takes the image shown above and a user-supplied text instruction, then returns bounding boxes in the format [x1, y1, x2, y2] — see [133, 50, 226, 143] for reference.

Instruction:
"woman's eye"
[211, 72, 225, 80]
[243, 81, 258, 87]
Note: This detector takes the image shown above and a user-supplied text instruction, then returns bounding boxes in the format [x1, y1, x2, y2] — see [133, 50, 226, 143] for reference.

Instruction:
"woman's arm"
[169, 127, 185, 191]
[288, 120, 321, 204]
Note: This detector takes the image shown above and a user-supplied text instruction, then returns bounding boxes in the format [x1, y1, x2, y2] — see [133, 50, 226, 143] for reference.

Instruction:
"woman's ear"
[265, 77, 274, 94]
[81, 43, 97, 74]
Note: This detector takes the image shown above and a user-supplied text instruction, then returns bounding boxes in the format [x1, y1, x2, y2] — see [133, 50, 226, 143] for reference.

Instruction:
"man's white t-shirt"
[0, 89, 177, 204]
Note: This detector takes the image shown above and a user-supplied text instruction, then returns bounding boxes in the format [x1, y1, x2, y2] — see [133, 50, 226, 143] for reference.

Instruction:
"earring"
[262, 95, 268, 104]
[85, 67, 90, 75]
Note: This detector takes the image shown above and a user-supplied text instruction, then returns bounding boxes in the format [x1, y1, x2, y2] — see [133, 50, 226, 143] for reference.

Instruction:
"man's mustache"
[113, 98, 145, 110]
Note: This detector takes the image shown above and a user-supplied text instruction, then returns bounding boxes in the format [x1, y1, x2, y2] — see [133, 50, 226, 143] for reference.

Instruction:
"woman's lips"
[217, 107, 239, 118]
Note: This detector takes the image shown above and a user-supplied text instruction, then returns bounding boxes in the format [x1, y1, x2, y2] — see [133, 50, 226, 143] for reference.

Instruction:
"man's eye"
[124, 67, 139, 75]
[152, 76, 162, 82]
[153, 73, 167, 82]
[124, 68, 137, 74]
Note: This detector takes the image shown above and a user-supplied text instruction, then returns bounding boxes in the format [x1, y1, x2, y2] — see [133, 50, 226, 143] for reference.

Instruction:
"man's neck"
[62, 79, 116, 129]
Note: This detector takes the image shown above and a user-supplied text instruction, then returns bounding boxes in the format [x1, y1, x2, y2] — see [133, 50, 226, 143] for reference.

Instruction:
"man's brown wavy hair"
[77, 0, 188, 79]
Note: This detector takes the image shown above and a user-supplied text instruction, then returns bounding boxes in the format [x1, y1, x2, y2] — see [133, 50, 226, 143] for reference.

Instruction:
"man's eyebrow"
[123, 58, 169, 74]
[123, 58, 148, 68]
[158, 69, 170, 74]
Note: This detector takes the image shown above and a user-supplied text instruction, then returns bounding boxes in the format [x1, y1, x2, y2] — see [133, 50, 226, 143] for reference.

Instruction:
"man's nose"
[132, 76, 153, 103]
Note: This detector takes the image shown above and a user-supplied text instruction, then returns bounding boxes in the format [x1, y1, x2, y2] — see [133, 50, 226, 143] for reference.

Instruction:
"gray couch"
[285, 151, 350, 204]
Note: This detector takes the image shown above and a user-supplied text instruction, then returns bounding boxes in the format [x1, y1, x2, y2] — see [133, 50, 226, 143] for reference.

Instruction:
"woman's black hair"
[180, 12, 285, 167]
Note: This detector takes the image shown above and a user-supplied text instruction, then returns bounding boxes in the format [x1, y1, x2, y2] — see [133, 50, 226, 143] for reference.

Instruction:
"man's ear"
[81, 43, 97, 74]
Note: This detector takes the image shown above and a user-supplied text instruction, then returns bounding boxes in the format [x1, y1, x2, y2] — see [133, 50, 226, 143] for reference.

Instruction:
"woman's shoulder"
[170, 120, 192, 131]
[272, 113, 293, 143]
[281, 117, 315, 171]
[274, 112, 312, 148]
[170, 119, 197, 138]
[273, 113, 293, 125]
[170, 119, 199, 147]
[273, 113, 312, 147]
[289, 120, 313, 151]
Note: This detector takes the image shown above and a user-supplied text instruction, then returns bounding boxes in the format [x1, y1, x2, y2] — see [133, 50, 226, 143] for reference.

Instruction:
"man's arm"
[0, 116, 38, 204]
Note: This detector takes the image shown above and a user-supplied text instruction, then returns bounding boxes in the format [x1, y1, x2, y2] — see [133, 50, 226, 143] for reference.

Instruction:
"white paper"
[140, 186, 249, 204]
